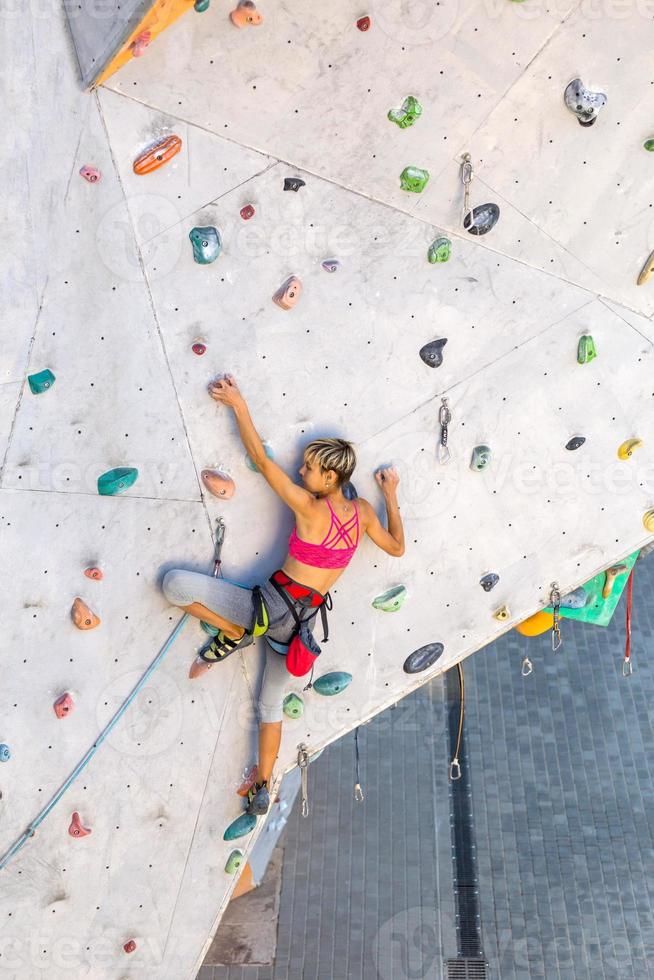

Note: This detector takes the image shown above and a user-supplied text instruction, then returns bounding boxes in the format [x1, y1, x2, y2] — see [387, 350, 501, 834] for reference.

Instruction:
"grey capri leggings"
[161, 569, 316, 723]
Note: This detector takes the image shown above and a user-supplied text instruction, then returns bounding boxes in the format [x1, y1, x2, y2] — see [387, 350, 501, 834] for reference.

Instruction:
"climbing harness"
[438, 397, 451, 464]
[0, 521, 226, 872]
[549, 582, 562, 651]
[298, 743, 310, 817]
[268, 571, 331, 678]
[449, 663, 464, 781]
[623, 569, 634, 676]
[354, 726, 365, 802]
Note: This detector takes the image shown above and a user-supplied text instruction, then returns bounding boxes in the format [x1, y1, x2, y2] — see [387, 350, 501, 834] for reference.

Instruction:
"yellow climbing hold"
[492, 605, 510, 622]
[514, 610, 554, 637]
[643, 509, 654, 532]
[617, 439, 643, 460]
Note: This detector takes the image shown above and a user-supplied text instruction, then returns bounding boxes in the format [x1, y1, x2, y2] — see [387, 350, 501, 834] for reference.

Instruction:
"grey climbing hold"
[322, 258, 340, 273]
[313, 671, 352, 696]
[189, 226, 222, 264]
[560, 587, 589, 609]
[464, 203, 500, 236]
[470, 445, 492, 472]
[479, 573, 499, 593]
[565, 436, 586, 451]
[372, 585, 407, 612]
[0, 744, 10, 762]
[343, 481, 358, 500]
[564, 77, 607, 127]
[28, 369, 55, 394]
[284, 177, 305, 192]
[223, 812, 257, 841]
[427, 237, 451, 263]
[419, 338, 447, 368]
[283, 693, 304, 719]
[403, 642, 444, 674]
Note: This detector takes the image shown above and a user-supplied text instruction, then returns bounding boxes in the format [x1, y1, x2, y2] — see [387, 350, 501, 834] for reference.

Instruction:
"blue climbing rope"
[0, 518, 226, 872]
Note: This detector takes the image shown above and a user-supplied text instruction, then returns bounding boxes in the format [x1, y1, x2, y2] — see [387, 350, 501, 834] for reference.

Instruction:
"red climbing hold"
[129, 30, 151, 56]
[68, 812, 92, 837]
[84, 567, 103, 581]
[192, 341, 207, 356]
[54, 692, 75, 719]
[79, 166, 101, 183]
[240, 204, 255, 220]
[357, 15, 371, 30]
[123, 940, 137, 954]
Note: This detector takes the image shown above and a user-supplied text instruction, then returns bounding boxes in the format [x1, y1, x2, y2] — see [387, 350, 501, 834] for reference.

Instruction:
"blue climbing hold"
[201, 621, 220, 636]
[343, 481, 358, 500]
[97, 467, 139, 496]
[0, 744, 10, 762]
[223, 812, 257, 841]
[189, 227, 222, 264]
[28, 369, 56, 394]
[403, 642, 444, 674]
[246, 444, 275, 472]
[313, 671, 352, 696]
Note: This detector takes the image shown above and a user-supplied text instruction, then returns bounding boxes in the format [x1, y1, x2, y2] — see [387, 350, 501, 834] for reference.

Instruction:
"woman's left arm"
[208, 375, 314, 516]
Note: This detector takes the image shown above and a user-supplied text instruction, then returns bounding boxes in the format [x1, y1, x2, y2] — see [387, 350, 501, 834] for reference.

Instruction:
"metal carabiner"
[460, 153, 474, 186]
[521, 656, 533, 677]
[449, 758, 462, 781]
[623, 658, 633, 677]
[354, 782, 365, 802]
[439, 397, 451, 428]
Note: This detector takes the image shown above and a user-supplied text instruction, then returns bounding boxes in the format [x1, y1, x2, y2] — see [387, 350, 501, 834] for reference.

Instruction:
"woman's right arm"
[361, 468, 405, 557]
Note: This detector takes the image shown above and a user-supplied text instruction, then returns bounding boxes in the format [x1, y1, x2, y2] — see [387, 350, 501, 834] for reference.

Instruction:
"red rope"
[624, 569, 634, 667]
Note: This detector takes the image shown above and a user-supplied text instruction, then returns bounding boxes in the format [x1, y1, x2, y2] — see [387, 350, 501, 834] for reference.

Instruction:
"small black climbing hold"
[565, 436, 586, 451]
[464, 203, 500, 236]
[284, 177, 305, 192]
[403, 642, 444, 674]
[480, 573, 499, 592]
[419, 338, 447, 368]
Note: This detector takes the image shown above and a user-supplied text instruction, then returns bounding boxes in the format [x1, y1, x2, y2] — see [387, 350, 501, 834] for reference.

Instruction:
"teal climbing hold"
[223, 812, 257, 841]
[283, 693, 304, 719]
[189, 227, 222, 264]
[372, 585, 407, 612]
[427, 237, 451, 263]
[0, 744, 10, 762]
[194, 0, 210, 9]
[28, 369, 55, 394]
[97, 467, 139, 496]
[313, 671, 352, 696]
[387, 95, 422, 129]
[225, 849, 244, 873]
[246, 444, 274, 472]
[399, 167, 429, 193]
[201, 621, 220, 636]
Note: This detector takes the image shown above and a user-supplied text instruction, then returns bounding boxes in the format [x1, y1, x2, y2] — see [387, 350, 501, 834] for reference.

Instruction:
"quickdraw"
[550, 582, 562, 651]
[298, 743, 310, 817]
[438, 397, 452, 464]
[449, 662, 464, 781]
[354, 726, 365, 802]
[623, 569, 634, 676]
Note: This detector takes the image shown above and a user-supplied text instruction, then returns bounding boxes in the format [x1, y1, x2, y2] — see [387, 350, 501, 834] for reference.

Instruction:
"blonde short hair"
[304, 438, 356, 486]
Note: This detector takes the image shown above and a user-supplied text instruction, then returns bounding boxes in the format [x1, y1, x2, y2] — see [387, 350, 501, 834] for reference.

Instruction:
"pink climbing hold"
[192, 341, 207, 356]
[54, 692, 75, 719]
[236, 764, 259, 797]
[129, 30, 151, 56]
[68, 812, 92, 837]
[79, 166, 101, 183]
[123, 940, 137, 954]
[84, 566, 103, 581]
[240, 204, 255, 220]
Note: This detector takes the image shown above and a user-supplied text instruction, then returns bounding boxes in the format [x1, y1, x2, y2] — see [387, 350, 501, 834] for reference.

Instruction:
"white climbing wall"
[3, 1, 654, 977]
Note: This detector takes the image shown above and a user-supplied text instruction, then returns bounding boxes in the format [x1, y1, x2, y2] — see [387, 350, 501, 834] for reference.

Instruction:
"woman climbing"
[162, 375, 405, 817]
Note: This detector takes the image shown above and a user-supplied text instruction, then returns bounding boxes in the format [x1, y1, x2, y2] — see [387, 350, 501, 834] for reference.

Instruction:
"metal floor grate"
[444, 958, 488, 979]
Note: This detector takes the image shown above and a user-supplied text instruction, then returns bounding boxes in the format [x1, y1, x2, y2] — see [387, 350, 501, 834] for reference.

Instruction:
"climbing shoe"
[198, 629, 254, 664]
[245, 780, 270, 816]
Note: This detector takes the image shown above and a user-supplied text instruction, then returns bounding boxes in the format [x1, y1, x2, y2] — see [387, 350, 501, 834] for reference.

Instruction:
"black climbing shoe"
[246, 780, 270, 816]
[198, 629, 253, 664]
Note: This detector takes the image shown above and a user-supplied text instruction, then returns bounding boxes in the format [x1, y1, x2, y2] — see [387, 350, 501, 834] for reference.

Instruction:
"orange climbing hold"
[514, 610, 554, 637]
[230, 0, 262, 27]
[133, 135, 182, 175]
[68, 812, 92, 837]
[71, 597, 101, 630]
[53, 692, 75, 719]
[201, 470, 235, 499]
[84, 566, 103, 581]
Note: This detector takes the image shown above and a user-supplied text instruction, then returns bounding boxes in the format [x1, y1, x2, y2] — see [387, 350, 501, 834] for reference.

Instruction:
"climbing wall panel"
[4, 0, 654, 977]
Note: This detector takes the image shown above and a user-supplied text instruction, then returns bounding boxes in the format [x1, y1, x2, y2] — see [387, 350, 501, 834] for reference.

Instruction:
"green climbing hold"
[399, 167, 429, 193]
[427, 237, 451, 263]
[283, 693, 304, 719]
[246, 443, 275, 472]
[388, 96, 422, 129]
[28, 369, 56, 394]
[225, 849, 244, 873]
[313, 671, 352, 696]
[644, 139, 654, 152]
[577, 334, 597, 364]
[223, 812, 257, 841]
[189, 227, 222, 264]
[97, 467, 139, 496]
[372, 585, 407, 612]
[470, 445, 492, 472]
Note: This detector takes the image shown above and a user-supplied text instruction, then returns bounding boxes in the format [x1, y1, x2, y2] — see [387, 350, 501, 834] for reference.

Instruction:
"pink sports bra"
[288, 499, 360, 569]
